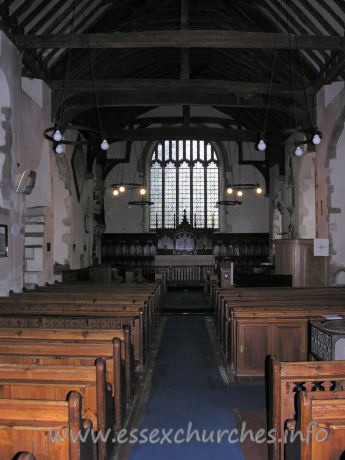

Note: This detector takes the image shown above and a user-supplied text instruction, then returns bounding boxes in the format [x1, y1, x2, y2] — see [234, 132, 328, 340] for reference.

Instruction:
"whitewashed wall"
[0, 32, 96, 295]
[270, 134, 316, 242]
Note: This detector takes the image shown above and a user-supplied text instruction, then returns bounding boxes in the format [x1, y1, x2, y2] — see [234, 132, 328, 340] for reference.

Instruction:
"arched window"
[150, 140, 219, 229]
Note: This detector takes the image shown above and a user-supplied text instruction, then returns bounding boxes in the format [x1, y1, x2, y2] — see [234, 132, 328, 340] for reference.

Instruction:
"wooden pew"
[0, 281, 163, 443]
[294, 391, 345, 460]
[216, 288, 345, 347]
[0, 292, 154, 358]
[0, 307, 146, 370]
[266, 355, 345, 460]
[0, 338, 125, 431]
[16, 453, 36, 460]
[0, 280, 163, 459]
[212, 286, 345, 328]
[4, 280, 163, 346]
[0, 360, 112, 460]
[8, 282, 162, 327]
[0, 327, 133, 403]
[18, 281, 163, 325]
[0, 391, 96, 460]
[227, 302, 345, 375]
[211, 286, 345, 313]
[52, 282, 163, 302]
[212, 288, 345, 374]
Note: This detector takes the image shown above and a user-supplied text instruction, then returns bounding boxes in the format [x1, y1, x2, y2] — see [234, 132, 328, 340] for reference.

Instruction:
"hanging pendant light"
[312, 132, 322, 145]
[55, 144, 63, 154]
[53, 129, 62, 142]
[44, 1, 111, 154]
[257, 139, 266, 151]
[101, 139, 109, 151]
[256, 186, 263, 195]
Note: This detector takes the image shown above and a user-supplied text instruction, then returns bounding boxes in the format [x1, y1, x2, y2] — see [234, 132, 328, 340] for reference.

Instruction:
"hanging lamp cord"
[87, 37, 104, 140]
[262, 1, 283, 137]
[58, 0, 78, 130]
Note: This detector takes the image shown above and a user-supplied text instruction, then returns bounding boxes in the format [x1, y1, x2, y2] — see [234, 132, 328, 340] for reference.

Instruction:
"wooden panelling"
[274, 239, 328, 287]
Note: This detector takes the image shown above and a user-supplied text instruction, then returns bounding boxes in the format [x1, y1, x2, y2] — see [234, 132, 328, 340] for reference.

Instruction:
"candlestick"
[155, 213, 158, 229]
[194, 214, 197, 228]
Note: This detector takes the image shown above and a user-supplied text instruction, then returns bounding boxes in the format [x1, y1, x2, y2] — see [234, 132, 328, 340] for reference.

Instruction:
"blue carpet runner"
[128, 291, 265, 459]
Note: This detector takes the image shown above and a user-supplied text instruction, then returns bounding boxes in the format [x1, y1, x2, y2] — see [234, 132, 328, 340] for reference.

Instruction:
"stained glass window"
[150, 140, 219, 229]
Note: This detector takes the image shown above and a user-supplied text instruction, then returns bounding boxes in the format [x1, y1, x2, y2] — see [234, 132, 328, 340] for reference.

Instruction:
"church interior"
[1, 0, 345, 459]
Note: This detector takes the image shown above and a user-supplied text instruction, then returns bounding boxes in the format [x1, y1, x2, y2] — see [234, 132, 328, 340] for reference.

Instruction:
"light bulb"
[256, 186, 263, 195]
[119, 185, 126, 193]
[312, 133, 321, 145]
[257, 139, 266, 151]
[295, 146, 303, 157]
[139, 187, 146, 195]
[236, 190, 243, 197]
[53, 129, 62, 142]
[112, 189, 119, 196]
[226, 187, 233, 195]
[55, 143, 63, 154]
[101, 139, 109, 150]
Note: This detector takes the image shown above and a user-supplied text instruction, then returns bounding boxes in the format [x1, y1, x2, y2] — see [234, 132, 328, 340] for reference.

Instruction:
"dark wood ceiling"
[1, 0, 344, 148]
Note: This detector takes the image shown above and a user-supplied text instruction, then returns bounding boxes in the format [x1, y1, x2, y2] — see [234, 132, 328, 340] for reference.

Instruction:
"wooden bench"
[0, 304, 147, 369]
[0, 327, 132, 402]
[5, 280, 163, 342]
[294, 391, 345, 460]
[16, 453, 36, 460]
[227, 302, 345, 375]
[0, 294, 154, 360]
[212, 287, 345, 328]
[208, 287, 345, 377]
[266, 355, 345, 460]
[0, 360, 112, 460]
[0, 280, 163, 447]
[215, 285, 345, 310]
[0, 338, 125, 431]
[19, 281, 163, 324]
[0, 391, 96, 460]
[216, 287, 345, 346]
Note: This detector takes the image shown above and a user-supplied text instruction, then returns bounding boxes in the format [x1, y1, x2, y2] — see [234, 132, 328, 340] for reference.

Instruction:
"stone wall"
[317, 83, 345, 284]
[0, 32, 96, 295]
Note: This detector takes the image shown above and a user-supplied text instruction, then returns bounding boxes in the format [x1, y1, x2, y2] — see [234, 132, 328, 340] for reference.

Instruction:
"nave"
[1, 279, 345, 459]
[125, 289, 266, 460]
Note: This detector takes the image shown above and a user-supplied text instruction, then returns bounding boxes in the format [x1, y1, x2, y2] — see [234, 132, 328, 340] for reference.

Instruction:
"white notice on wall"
[314, 238, 329, 256]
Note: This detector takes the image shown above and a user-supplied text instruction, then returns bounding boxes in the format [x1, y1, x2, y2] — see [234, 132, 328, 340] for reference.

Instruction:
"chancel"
[1, 1, 345, 459]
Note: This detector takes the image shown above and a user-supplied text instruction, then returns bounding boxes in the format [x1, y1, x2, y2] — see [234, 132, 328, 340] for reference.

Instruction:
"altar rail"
[154, 265, 215, 287]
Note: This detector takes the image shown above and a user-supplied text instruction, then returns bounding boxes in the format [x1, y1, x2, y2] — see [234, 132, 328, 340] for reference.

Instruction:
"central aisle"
[127, 290, 266, 459]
